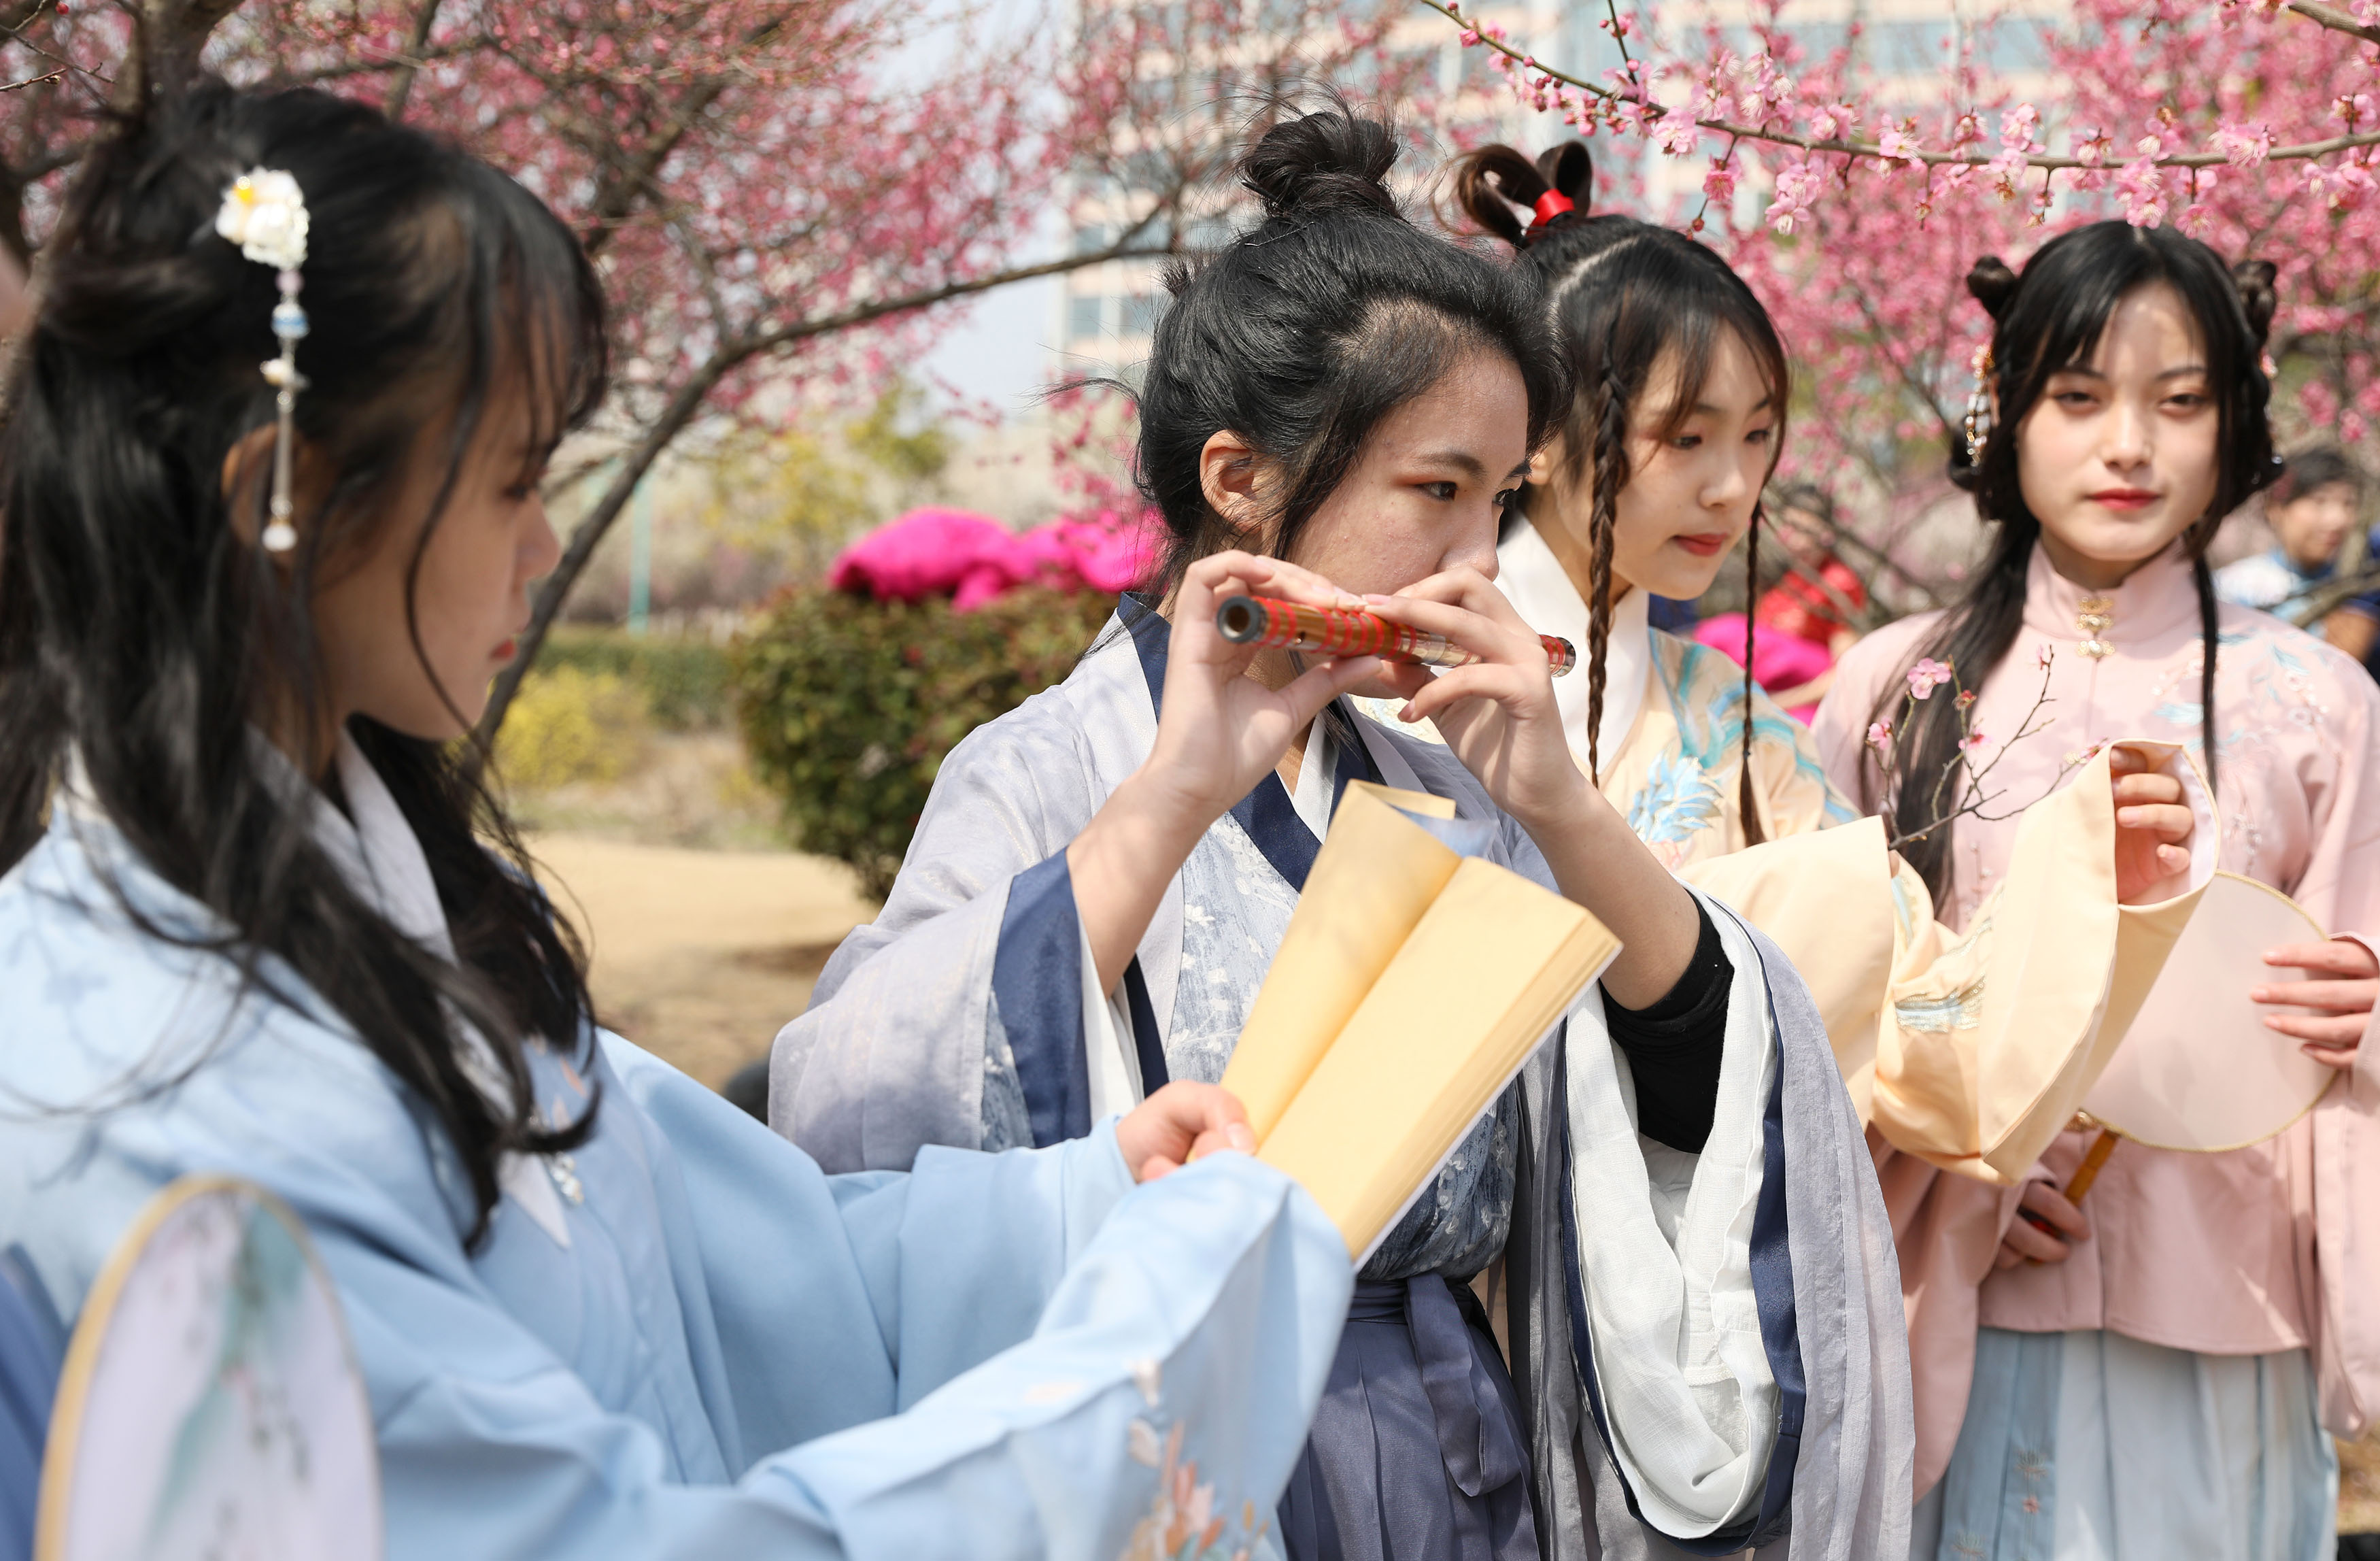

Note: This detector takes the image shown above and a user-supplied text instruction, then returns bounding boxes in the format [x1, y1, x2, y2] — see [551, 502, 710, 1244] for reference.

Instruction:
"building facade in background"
[1051, 0, 2061, 379]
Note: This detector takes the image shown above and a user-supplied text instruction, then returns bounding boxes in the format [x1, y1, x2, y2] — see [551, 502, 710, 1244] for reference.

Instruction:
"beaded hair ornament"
[215, 169, 311, 554]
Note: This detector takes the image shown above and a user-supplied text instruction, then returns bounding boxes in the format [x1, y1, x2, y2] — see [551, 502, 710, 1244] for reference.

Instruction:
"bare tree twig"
[2288, 0, 2380, 48]
[471, 235, 1181, 748]
[382, 0, 448, 119]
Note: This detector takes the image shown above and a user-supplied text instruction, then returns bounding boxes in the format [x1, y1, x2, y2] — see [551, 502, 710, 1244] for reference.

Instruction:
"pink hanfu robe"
[1814, 540, 2380, 1536]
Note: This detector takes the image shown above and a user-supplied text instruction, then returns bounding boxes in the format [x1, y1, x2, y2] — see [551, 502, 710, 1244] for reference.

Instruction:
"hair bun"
[2232, 258, 2279, 345]
[1538, 141, 1593, 206]
[1966, 255, 2020, 320]
[1445, 140, 1591, 250]
[1240, 104, 1400, 221]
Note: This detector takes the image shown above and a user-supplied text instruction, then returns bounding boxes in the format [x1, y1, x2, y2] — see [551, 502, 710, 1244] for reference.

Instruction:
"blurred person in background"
[2215, 446, 2366, 629]
[1748, 483, 1869, 716]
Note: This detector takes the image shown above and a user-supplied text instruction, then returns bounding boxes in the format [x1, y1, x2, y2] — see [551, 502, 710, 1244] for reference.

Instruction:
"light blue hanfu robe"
[0, 742, 1352, 1561]
[775, 597, 1911, 1561]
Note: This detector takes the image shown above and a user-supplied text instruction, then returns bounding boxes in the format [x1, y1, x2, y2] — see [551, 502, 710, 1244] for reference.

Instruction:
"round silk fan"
[36, 1177, 381, 1561]
[2082, 871, 2339, 1153]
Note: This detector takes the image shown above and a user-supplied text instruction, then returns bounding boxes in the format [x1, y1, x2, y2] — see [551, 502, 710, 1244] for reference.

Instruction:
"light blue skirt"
[1911, 1327, 2336, 1561]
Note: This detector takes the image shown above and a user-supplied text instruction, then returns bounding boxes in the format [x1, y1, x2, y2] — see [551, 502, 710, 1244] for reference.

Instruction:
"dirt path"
[528, 833, 877, 1091]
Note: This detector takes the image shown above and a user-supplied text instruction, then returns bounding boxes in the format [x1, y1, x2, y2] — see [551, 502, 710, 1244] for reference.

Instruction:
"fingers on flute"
[1401, 662, 1529, 719]
[1182, 550, 1359, 609]
[1280, 656, 1382, 724]
[1361, 590, 1531, 662]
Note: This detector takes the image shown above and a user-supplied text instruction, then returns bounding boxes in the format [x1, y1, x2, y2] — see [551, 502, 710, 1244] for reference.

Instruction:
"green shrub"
[539, 627, 734, 731]
[496, 665, 655, 791]
[733, 587, 1118, 898]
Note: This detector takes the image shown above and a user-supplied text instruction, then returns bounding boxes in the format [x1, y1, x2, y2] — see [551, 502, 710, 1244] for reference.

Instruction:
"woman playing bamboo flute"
[1814, 223, 2380, 1560]
[775, 106, 1907, 1560]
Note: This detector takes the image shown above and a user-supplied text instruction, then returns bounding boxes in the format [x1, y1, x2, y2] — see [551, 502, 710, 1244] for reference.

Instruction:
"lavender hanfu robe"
[776, 597, 1911, 1561]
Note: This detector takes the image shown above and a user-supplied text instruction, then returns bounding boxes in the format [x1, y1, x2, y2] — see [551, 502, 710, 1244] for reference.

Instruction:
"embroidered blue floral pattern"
[1626, 750, 1724, 845]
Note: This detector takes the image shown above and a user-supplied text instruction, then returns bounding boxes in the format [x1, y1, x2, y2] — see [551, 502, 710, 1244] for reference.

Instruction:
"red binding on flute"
[1214, 594, 1576, 677]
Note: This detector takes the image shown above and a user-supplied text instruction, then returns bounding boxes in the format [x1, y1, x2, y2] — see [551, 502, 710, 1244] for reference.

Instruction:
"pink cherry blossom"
[1807, 103, 1856, 141]
[2001, 103, 2043, 152]
[1654, 106, 1702, 156]
[1907, 658, 1955, 700]
[1866, 720, 1893, 748]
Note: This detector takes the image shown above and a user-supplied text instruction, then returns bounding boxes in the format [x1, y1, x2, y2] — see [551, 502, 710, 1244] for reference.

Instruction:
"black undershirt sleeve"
[1601, 899, 1733, 1153]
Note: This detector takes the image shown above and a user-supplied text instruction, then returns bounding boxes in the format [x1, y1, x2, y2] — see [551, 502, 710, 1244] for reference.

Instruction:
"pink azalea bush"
[828, 505, 1165, 611]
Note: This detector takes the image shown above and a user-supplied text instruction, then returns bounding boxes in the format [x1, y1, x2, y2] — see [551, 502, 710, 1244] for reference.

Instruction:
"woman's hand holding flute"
[1067, 552, 1382, 993]
[1063, 553, 1700, 1011]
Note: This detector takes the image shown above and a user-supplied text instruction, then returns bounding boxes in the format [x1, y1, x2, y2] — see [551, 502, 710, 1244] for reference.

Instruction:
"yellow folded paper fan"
[1220, 782, 1620, 1260]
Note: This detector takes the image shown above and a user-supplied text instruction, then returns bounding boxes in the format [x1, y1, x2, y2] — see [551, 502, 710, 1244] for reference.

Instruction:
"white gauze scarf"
[1567, 894, 1779, 1538]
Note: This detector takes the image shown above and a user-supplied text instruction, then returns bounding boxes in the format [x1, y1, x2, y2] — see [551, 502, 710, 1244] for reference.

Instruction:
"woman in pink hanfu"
[1815, 223, 2380, 1560]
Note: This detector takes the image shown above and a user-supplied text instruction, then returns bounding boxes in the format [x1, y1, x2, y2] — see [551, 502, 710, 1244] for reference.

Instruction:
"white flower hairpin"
[216, 168, 311, 554]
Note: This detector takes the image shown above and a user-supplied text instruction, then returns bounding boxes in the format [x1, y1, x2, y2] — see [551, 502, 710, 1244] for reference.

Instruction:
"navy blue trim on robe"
[1123, 961, 1167, 1094]
[1119, 594, 1533, 1561]
[1554, 1011, 1803, 1555]
[1117, 592, 1378, 893]
[993, 849, 1093, 1148]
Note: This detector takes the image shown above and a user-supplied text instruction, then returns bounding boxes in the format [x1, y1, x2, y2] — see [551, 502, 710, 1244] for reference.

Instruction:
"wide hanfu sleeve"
[771, 703, 1123, 1174]
[2275, 646, 2380, 1439]
[1510, 887, 1914, 1561]
[360, 1038, 1355, 1560]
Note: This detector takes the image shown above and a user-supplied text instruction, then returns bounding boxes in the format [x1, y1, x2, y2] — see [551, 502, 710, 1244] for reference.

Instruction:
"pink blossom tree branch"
[1421, 0, 2380, 175]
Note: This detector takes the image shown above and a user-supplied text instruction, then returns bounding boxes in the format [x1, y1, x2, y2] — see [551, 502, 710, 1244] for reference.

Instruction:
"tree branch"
[116, 0, 245, 107]
[2288, 0, 2380, 47]
[385, 0, 452, 118]
[746, 238, 1172, 355]
[1418, 0, 2380, 171]
[473, 235, 1179, 745]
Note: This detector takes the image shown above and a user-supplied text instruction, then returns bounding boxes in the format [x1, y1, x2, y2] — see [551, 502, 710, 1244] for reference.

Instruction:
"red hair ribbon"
[1531, 189, 1576, 226]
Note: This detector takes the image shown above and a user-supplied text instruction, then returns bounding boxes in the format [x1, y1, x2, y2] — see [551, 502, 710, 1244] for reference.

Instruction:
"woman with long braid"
[1815, 224, 2380, 1558]
[1421, 141, 1839, 867]
[1442, 150, 2260, 1559]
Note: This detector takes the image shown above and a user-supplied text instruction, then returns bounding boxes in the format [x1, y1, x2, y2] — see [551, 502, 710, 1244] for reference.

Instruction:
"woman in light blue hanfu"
[0, 82, 1350, 1561]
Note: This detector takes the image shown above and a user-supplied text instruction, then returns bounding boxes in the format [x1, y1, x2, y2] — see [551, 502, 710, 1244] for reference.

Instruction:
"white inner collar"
[1495, 520, 1650, 769]
[1289, 717, 1336, 840]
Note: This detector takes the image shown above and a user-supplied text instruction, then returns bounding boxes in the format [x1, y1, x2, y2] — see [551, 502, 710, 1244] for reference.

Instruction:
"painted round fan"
[36, 1176, 381, 1561]
[2083, 871, 2340, 1152]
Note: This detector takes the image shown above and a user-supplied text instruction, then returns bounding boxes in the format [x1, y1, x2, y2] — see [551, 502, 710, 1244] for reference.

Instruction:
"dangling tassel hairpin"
[1961, 343, 1994, 467]
[216, 169, 311, 554]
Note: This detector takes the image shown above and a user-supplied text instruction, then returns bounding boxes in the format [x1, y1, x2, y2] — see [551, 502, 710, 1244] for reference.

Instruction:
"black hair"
[0, 81, 611, 1246]
[1450, 141, 1789, 830]
[2269, 444, 2364, 507]
[1136, 103, 1566, 590]
[1879, 220, 2277, 901]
